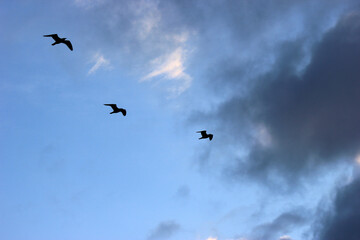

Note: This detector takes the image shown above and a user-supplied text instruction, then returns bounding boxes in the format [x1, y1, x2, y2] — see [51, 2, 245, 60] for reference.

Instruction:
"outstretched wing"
[119, 108, 127, 116]
[64, 40, 73, 51]
[104, 104, 118, 111]
[43, 34, 60, 41]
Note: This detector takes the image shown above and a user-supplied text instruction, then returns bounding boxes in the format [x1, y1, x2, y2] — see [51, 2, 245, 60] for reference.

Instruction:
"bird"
[197, 130, 213, 141]
[43, 34, 73, 51]
[104, 104, 126, 116]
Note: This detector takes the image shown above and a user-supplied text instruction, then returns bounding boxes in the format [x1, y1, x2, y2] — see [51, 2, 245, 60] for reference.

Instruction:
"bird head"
[208, 134, 213, 141]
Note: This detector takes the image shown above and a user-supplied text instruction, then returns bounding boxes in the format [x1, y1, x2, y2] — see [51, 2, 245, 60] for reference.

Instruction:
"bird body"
[104, 104, 126, 116]
[44, 34, 73, 51]
[197, 130, 213, 141]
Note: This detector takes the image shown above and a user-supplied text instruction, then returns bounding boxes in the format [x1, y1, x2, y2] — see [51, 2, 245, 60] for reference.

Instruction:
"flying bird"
[104, 104, 126, 116]
[197, 130, 213, 141]
[43, 34, 73, 51]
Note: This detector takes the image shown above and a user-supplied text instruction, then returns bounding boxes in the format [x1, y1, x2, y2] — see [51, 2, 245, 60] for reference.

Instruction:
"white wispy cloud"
[88, 53, 111, 75]
[255, 124, 273, 148]
[141, 47, 192, 96]
[355, 154, 360, 165]
[170, 32, 190, 43]
[279, 235, 293, 240]
[130, 0, 161, 39]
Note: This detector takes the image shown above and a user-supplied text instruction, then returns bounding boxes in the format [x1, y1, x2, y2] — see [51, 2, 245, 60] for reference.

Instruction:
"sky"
[1, 0, 360, 240]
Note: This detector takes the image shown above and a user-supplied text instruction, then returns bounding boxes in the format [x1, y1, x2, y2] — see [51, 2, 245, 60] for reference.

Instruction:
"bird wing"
[64, 40, 73, 51]
[197, 130, 207, 137]
[209, 134, 213, 141]
[120, 108, 127, 116]
[104, 104, 118, 111]
[43, 34, 60, 41]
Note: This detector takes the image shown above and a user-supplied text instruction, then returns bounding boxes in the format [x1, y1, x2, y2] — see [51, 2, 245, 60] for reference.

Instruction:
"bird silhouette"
[104, 104, 126, 116]
[197, 130, 213, 141]
[44, 34, 73, 51]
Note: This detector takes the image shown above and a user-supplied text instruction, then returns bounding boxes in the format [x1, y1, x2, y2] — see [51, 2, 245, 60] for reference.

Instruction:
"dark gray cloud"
[314, 176, 360, 240]
[193, 9, 360, 188]
[253, 209, 308, 240]
[148, 220, 181, 240]
[161, 0, 349, 38]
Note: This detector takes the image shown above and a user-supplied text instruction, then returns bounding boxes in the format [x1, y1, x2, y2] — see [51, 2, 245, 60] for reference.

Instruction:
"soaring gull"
[44, 34, 73, 51]
[104, 104, 127, 116]
[197, 130, 213, 141]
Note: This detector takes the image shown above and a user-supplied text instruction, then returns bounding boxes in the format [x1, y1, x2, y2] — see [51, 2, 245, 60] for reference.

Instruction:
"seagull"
[104, 104, 126, 116]
[43, 34, 73, 51]
[197, 130, 213, 141]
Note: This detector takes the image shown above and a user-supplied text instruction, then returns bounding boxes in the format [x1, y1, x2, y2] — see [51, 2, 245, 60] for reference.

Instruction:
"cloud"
[314, 176, 360, 240]
[70, 1, 360, 239]
[252, 209, 307, 240]
[74, 0, 195, 96]
[148, 221, 180, 240]
[142, 47, 192, 96]
[279, 236, 293, 240]
[130, 0, 161, 39]
[356, 154, 360, 165]
[88, 53, 111, 75]
[192, 8, 360, 188]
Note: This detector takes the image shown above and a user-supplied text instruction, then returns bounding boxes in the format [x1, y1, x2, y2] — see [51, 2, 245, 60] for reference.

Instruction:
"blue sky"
[1, 1, 360, 240]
